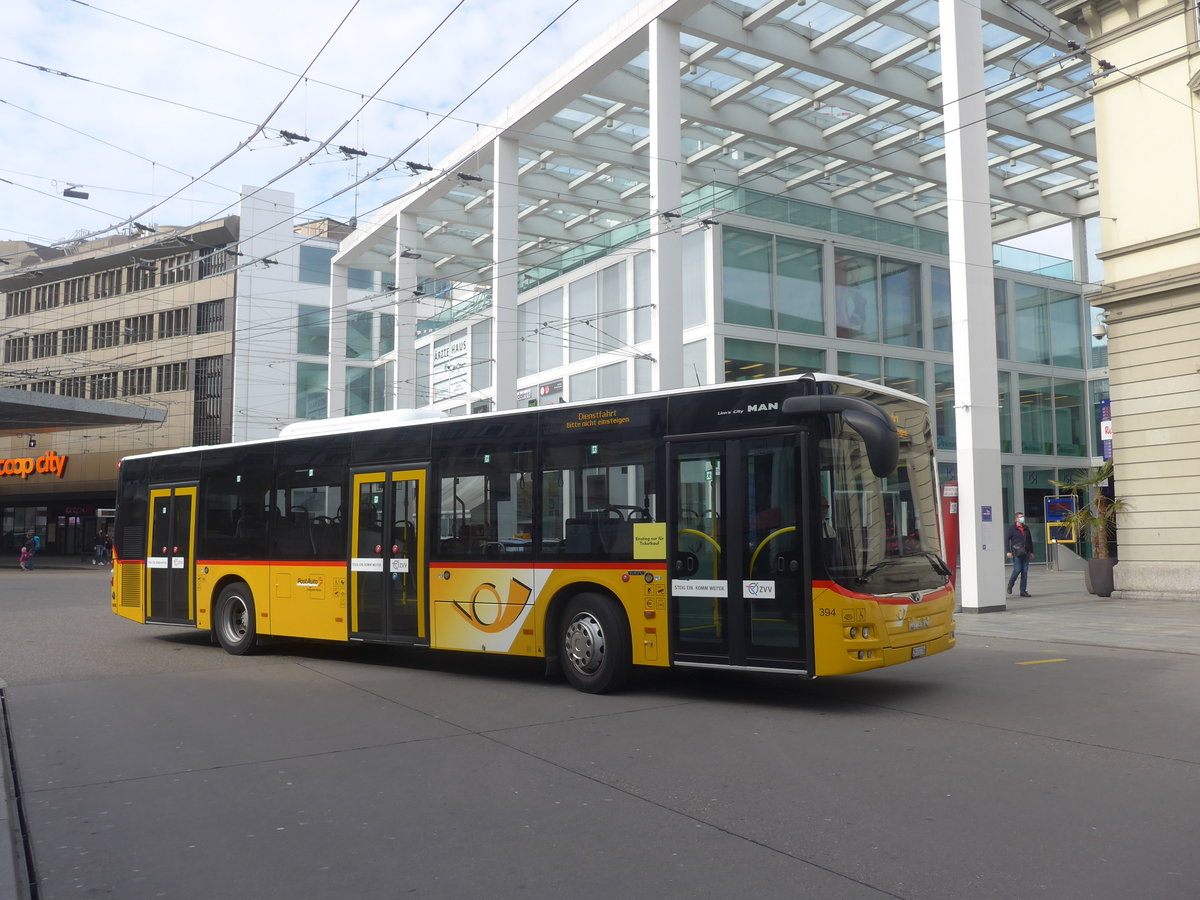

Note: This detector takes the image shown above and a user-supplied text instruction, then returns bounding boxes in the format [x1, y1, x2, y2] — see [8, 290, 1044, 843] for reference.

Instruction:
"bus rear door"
[350, 468, 428, 644]
[145, 484, 197, 626]
[668, 435, 811, 673]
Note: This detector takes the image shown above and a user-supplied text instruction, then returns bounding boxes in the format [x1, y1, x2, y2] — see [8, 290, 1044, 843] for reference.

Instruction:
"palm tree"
[1050, 459, 1128, 559]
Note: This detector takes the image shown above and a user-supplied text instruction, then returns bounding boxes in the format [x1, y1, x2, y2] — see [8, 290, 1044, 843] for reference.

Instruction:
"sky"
[1, 0, 642, 249]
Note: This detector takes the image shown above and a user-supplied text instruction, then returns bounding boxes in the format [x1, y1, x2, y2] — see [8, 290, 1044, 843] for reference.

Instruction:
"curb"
[1, 678, 32, 900]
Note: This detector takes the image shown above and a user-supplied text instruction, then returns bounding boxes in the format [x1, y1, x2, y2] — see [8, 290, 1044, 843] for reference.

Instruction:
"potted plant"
[1050, 459, 1128, 597]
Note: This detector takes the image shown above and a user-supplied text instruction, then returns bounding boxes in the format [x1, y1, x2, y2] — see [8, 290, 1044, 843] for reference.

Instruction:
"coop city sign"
[0, 450, 69, 479]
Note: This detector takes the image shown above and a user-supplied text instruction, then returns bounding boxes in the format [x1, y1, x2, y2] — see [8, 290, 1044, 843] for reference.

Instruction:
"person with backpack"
[1005, 512, 1035, 597]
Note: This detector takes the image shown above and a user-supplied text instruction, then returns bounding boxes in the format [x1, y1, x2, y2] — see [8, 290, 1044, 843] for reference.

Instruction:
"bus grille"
[120, 566, 142, 609]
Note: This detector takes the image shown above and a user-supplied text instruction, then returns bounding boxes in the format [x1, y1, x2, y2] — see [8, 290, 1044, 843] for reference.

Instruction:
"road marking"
[1017, 658, 1068, 665]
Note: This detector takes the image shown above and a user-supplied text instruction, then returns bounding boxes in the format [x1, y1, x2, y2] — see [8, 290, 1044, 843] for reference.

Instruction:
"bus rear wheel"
[560, 593, 631, 694]
[214, 582, 257, 656]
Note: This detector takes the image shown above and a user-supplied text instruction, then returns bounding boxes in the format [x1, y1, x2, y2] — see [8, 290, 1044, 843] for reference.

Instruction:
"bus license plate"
[911, 645, 927, 659]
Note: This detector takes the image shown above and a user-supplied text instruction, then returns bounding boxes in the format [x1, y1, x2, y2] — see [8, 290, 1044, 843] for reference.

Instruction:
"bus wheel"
[214, 582, 257, 656]
[560, 594, 630, 693]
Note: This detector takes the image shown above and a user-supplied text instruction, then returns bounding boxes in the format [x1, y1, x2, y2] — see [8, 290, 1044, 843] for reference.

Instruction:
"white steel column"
[649, 17, 683, 391]
[394, 212, 421, 409]
[328, 264, 348, 418]
[492, 135, 519, 410]
[940, 0, 1005, 612]
[1071, 217, 1090, 285]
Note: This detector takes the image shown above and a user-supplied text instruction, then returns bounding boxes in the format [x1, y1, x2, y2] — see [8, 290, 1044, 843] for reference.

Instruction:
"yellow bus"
[111, 374, 955, 692]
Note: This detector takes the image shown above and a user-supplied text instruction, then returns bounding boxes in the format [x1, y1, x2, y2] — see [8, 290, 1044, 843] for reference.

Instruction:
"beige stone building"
[1054, 0, 1200, 600]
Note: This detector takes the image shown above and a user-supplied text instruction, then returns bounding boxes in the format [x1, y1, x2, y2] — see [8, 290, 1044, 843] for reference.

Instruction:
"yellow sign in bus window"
[633, 523, 666, 559]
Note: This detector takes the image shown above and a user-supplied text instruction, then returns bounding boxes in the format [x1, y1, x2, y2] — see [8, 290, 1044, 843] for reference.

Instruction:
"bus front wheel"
[214, 582, 258, 656]
[559, 593, 631, 694]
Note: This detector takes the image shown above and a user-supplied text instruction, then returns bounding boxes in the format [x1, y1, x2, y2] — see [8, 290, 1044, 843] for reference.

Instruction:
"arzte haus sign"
[0, 451, 69, 479]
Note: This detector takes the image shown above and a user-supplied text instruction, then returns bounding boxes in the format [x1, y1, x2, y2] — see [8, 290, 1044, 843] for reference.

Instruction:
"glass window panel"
[599, 361, 625, 398]
[884, 357, 923, 398]
[779, 345, 824, 376]
[297, 305, 329, 356]
[1014, 283, 1050, 365]
[838, 352, 881, 384]
[298, 246, 335, 285]
[599, 262, 627, 346]
[471, 319, 492, 391]
[569, 274, 598, 363]
[834, 251, 879, 341]
[934, 364, 955, 450]
[682, 230, 707, 329]
[295, 362, 328, 419]
[725, 338, 775, 382]
[569, 369, 597, 402]
[776, 237, 822, 335]
[723, 228, 773, 328]
[540, 289, 563, 370]
[994, 279, 1009, 359]
[518, 296, 537, 378]
[377, 313, 394, 357]
[998, 372, 1012, 453]
[1019, 374, 1054, 455]
[345, 366, 372, 416]
[931, 266, 952, 352]
[1054, 379, 1087, 457]
[635, 356, 653, 393]
[347, 267, 375, 291]
[346, 310, 372, 360]
[1050, 291, 1083, 368]
[634, 252, 651, 343]
[683, 339, 708, 386]
[373, 362, 394, 411]
[881, 258, 921, 347]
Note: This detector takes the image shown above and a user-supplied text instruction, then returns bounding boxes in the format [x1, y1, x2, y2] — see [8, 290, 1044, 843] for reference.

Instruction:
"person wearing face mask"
[1005, 511, 1035, 596]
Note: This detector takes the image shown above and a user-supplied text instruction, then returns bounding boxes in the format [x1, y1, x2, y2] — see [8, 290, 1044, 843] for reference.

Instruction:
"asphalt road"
[2, 569, 1199, 899]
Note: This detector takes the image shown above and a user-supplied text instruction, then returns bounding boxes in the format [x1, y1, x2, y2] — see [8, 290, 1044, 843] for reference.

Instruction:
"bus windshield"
[820, 410, 948, 595]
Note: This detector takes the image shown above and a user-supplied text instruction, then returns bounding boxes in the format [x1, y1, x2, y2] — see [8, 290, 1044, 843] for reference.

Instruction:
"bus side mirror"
[782, 395, 899, 478]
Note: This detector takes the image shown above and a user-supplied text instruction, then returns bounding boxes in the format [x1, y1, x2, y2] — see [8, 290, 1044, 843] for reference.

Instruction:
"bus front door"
[668, 436, 809, 672]
[145, 485, 197, 625]
[350, 469, 428, 644]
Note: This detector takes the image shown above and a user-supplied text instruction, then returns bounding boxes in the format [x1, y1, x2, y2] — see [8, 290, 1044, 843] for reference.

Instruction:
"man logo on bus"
[747, 402, 778, 413]
[452, 578, 533, 633]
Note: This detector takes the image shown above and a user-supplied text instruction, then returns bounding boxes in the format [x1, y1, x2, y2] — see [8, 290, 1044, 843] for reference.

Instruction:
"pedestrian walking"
[1005, 512, 1035, 597]
[18, 542, 31, 571]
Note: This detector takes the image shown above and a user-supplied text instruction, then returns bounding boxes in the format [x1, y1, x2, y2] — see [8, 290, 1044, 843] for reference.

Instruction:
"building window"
[198, 245, 232, 280]
[94, 268, 123, 298]
[7, 289, 32, 316]
[377, 313, 395, 357]
[3, 336, 29, 362]
[122, 367, 153, 396]
[834, 251, 879, 341]
[90, 371, 118, 400]
[60, 376, 87, 398]
[298, 245, 335, 285]
[92, 320, 121, 349]
[196, 299, 225, 334]
[296, 362, 328, 419]
[1019, 374, 1054, 455]
[127, 262, 156, 293]
[63, 276, 88, 305]
[158, 308, 190, 338]
[160, 253, 193, 285]
[34, 282, 61, 310]
[31, 332, 58, 358]
[724, 228, 773, 329]
[156, 362, 188, 392]
[30, 380, 55, 394]
[124, 314, 153, 344]
[193, 356, 225, 445]
[61, 326, 88, 354]
[297, 305, 329, 355]
[345, 366, 372, 416]
[726, 337, 776, 382]
[346, 310, 372, 359]
[347, 267, 375, 291]
[517, 288, 563, 377]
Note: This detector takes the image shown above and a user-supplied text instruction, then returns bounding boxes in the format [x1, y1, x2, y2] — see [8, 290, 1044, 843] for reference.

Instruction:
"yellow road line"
[1017, 658, 1068, 665]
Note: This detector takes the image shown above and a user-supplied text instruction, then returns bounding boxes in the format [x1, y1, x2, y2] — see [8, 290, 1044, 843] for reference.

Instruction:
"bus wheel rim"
[565, 611, 605, 675]
[225, 597, 248, 640]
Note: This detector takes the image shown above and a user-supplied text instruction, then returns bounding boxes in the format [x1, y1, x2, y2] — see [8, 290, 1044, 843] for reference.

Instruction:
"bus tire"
[214, 582, 258, 656]
[559, 593, 631, 694]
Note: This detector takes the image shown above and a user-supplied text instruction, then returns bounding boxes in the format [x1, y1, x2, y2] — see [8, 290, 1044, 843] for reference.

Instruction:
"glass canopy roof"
[345, 0, 1097, 294]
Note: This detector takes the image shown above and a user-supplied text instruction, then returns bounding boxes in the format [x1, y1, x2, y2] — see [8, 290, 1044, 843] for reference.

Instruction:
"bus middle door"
[668, 435, 810, 672]
[350, 468, 428, 644]
[145, 484, 197, 625]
